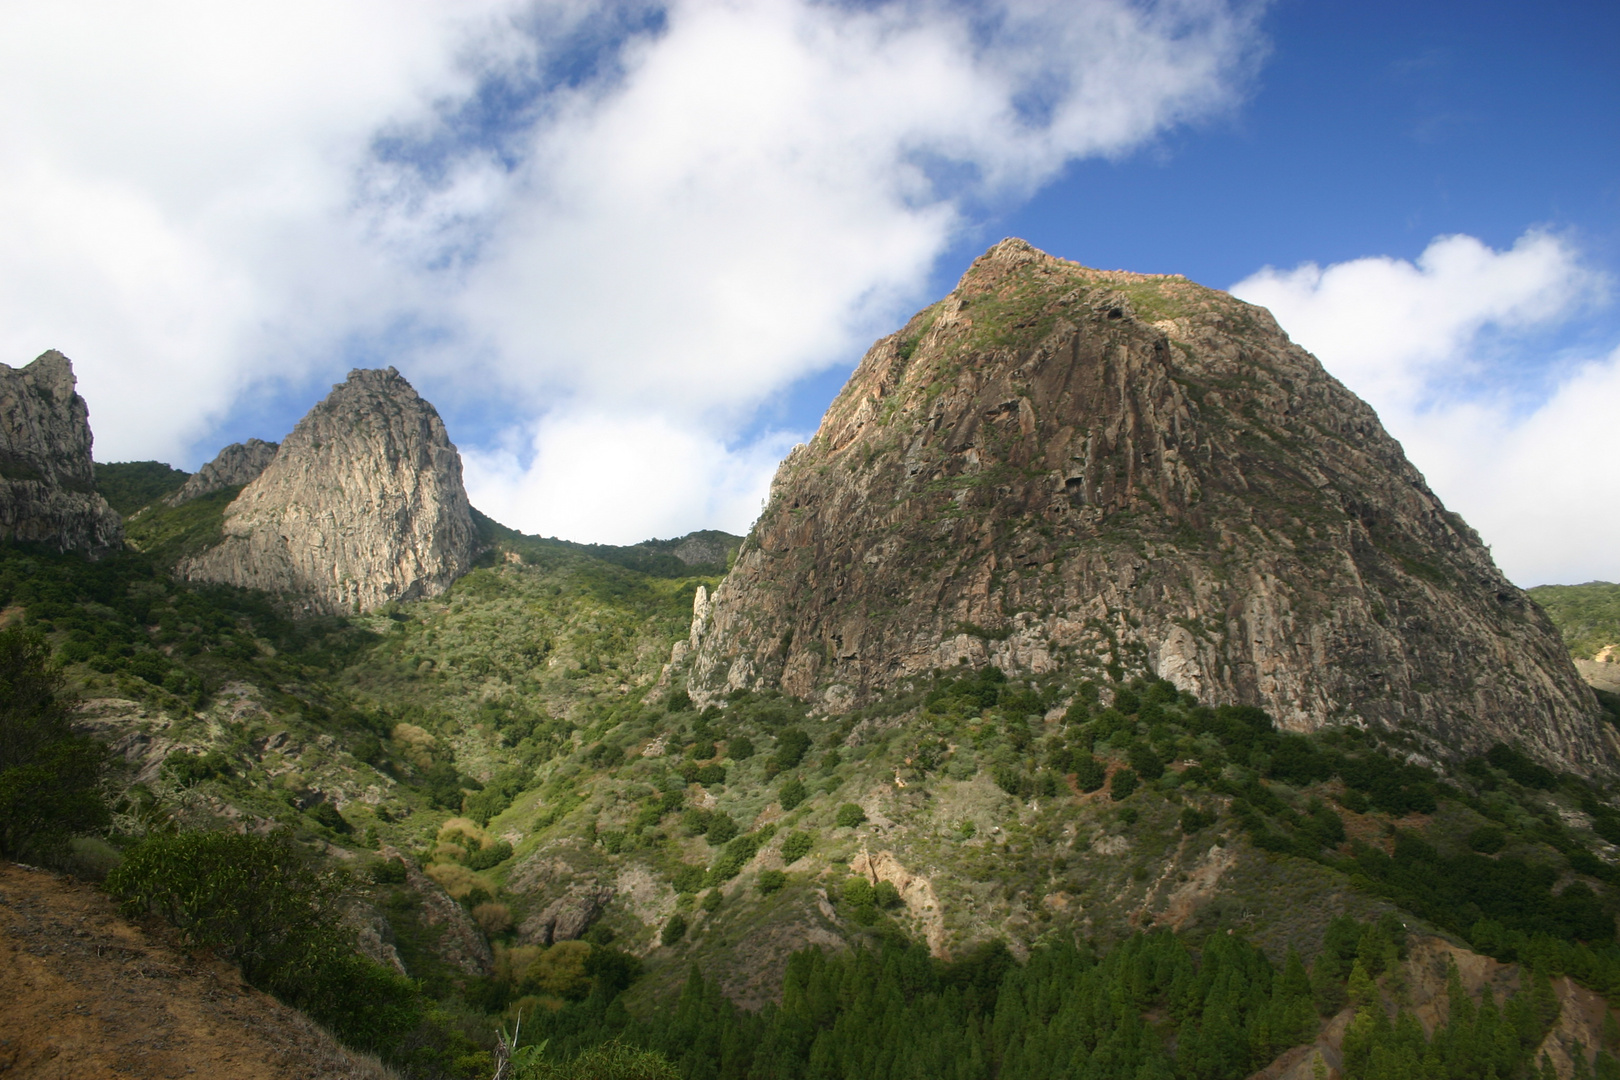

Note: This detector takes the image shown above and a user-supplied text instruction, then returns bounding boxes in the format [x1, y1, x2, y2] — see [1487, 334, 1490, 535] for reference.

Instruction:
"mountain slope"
[0, 861, 391, 1079]
[181, 367, 475, 614]
[688, 239, 1608, 773]
[0, 351, 123, 555]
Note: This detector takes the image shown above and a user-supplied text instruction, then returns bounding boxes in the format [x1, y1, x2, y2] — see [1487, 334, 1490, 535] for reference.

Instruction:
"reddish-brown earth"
[0, 861, 391, 1080]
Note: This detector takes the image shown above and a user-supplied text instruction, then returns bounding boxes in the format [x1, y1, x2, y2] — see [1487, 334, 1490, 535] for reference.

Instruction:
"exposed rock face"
[0, 351, 122, 554]
[376, 846, 493, 977]
[164, 438, 278, 506]
[517, 882, 614, 946]
[689, 239, 1611, 771]
[180, 367, 475, 614]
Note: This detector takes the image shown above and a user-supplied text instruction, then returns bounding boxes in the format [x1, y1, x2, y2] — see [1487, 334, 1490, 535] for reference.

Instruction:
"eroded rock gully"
[689, 239, 1610, 772]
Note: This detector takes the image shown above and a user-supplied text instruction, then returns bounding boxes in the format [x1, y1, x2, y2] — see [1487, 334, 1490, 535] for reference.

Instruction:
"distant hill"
[94, 459, 189, 515]
[1528, 581, 1620, 660]
[473, 509, 741, 578]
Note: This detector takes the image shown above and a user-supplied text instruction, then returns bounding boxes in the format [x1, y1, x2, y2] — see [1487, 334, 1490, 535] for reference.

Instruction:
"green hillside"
[1529, 581, 1620, 660]
[94, 459, 189, 514]
[9, 530, 1620, 1077]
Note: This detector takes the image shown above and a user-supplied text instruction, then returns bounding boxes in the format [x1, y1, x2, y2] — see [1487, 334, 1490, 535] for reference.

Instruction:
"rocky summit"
[163, 437, 278, 506]
[0, 350, 122, 555]
[180, 367, 474, 614]
[689, 239, 1609, 772]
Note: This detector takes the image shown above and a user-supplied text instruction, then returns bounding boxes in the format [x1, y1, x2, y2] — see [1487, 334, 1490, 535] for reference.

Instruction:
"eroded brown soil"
[0, 861, 392, 1080]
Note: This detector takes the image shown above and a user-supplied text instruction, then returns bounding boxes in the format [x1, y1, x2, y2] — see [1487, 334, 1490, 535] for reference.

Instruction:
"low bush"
[105, 830, 421, 1052]
[779, 830, 813, 863]
[0, 628, 108, 860]
[468, 839, 515, 870]
[778, 776, 807, 810]
[513, 1040, 678, 1080]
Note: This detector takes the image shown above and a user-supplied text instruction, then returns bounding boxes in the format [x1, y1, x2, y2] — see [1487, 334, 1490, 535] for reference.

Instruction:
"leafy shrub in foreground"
[514, 1040, 677, 1080]
[106, 830, 420, 1052]
[0, 627, 107, 860]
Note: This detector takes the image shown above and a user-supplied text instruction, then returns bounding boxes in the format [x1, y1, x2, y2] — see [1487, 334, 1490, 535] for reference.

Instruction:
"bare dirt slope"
[0, 861, 392, 1080]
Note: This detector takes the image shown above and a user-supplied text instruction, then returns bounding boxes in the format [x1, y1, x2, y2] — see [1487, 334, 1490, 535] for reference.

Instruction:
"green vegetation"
[93, 459, 189, 514]
[14, 511, 1620, 1079]
[1529, 581, 1620, 659]
[123, 484, 242, 561]
[515, 920, 1393, 1079]
[106, 831, 426, 1057]
[473, 510, 739, 578]
[0, 627, 107, 860]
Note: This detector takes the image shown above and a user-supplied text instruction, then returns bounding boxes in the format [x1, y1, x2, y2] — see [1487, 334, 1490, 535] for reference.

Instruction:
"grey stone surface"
[0, 350, 122, 554]
[688, 239, 1613, 774]
[164, 438, 279, 505]
[180, 367, 474, 614]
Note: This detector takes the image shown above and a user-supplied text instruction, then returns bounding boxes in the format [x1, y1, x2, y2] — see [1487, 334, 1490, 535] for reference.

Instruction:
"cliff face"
[164, 438, 278, 506]
[180, 368, 474, 614]
[689, 240, 1610, 771]
[0, 351, 123, 554]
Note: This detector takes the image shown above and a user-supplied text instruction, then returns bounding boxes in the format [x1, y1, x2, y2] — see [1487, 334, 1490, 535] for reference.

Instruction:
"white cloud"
[1232, 231, 1617, 586]
[462, 409, 799, 544]
[0, 0, 1265, 541]
[419, 0, 1266, 539]
[0, 1, 521, 461]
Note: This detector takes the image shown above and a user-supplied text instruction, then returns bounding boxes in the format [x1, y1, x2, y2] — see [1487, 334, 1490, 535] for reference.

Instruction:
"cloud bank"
[1233, 231, 1616, 586]
[0, 0, 1264, 542]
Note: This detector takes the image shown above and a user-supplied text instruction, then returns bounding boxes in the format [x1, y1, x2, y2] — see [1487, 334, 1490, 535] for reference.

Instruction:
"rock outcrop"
[180, 367, 475, 614]
[164, 438, 278, 505]
[689, 239, 1611, 772]
[0, 350, 122, 554]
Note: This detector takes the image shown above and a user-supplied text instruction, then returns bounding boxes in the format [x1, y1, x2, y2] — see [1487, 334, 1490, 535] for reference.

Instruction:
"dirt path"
[0, 861, 393, 1080]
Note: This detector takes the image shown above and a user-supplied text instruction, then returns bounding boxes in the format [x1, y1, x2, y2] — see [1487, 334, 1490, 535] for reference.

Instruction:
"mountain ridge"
[687, 238, 1610, 774]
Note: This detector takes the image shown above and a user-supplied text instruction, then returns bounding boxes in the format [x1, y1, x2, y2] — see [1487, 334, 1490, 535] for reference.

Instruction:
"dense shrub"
[465, 766, 531, 826]
[468, 839, 515, 870]
[1110, 767, 1138, 801]
[1484, 743, 1559, 790]
[836, 803, 867, 828]
[1073, 753, 1107, 792]
[106, 830, 421, 1051]
[765, 728, 811, 776]
[0, 628, 107, 859]
[779, 830, 813, 863]
[703, 813, 739, 846]
[758, 870, 787, 896]
[660, 914, 687, 946]
[777, 775, 806, 810]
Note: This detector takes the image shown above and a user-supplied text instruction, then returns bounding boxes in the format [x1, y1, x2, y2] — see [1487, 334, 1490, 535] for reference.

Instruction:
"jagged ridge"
[0, 350, 122, 555]
[180, 367, 475, 614]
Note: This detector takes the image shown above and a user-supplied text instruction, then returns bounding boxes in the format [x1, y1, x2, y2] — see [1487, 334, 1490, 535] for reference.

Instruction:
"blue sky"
[1, 1, 1616, 584]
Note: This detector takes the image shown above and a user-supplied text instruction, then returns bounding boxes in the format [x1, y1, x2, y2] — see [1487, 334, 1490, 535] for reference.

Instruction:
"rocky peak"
[180, 367, 475, 614]
[164, 438, 278, 506]
[687, 240, 1612, 772]
[0, 350, 122, 554]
